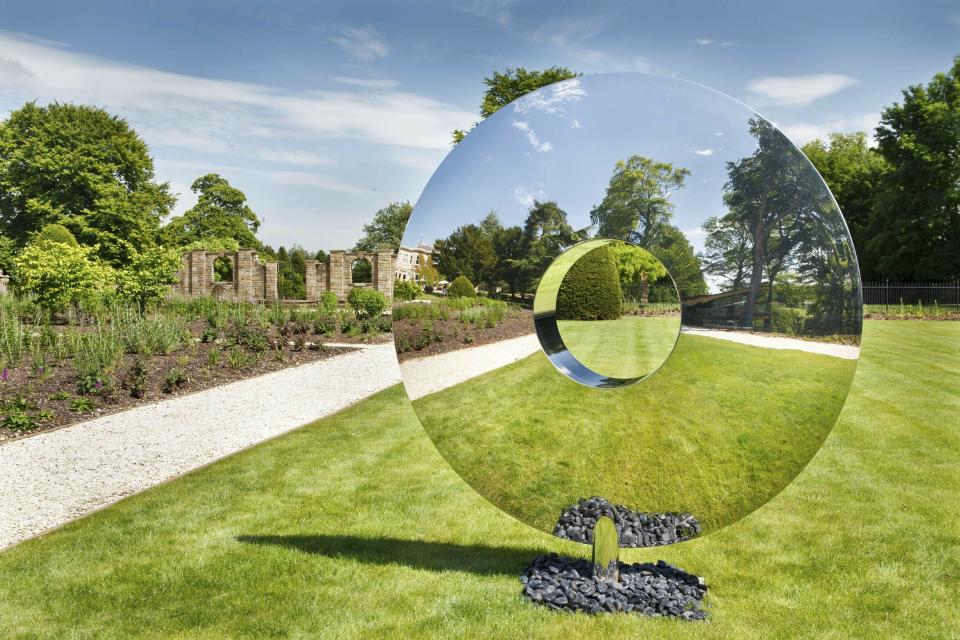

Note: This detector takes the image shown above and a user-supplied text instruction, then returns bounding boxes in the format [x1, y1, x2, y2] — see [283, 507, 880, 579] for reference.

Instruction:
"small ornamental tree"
[447, 275, 476, 298]
[116, 246, 182, 312]
[394, 279, 421, 301]
[318, 291, 339, 315]
[33, 223, 79, 248]
[13, 240, 113, 312]
[347, 287, 387, 320]
[556, 245, 622, 320]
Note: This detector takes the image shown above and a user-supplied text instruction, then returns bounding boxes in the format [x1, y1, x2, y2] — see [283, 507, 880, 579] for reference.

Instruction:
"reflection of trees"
[435, 201, 579, 297]
[590, 155, 706, 297]
[698, 118, 861, 337]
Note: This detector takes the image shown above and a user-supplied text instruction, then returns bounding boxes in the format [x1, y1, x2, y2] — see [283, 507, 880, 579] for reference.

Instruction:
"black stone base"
[554, 496, 701, 547]
[520, 553, 708, 619]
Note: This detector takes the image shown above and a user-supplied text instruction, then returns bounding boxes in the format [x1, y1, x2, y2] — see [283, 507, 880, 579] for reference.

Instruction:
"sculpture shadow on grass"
[236, 535, 547, 576]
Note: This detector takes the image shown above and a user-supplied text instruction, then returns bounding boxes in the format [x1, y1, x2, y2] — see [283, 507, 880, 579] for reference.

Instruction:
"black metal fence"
[862, 281, 960, 311]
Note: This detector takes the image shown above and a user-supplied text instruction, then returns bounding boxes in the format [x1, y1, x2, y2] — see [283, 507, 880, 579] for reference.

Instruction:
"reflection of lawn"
[0, 322, 956, 639]
[415, 332, 857, 536]
[558, 316, 680, 378]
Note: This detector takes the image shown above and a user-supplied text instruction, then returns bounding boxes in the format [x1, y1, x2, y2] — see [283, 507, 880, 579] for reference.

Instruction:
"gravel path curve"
[400, 333, 541, 400]
[681, 326, 860, 359]
[0, 344, 400, 550]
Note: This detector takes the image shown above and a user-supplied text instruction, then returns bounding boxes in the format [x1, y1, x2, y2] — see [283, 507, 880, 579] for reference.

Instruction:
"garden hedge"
[556, 246, 622, 320]
[448, 275, 476, 298]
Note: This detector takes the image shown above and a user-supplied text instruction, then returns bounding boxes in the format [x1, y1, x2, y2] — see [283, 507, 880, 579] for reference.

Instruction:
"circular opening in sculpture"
[534, 239, 680, 388]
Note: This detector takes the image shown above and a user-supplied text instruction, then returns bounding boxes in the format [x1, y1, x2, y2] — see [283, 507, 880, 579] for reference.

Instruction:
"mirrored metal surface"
[394, 73, 862, 546]
[534, 239, 681, 388]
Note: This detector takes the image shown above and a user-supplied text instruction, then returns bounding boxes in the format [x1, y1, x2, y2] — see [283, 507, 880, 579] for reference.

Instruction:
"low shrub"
[448, 275, 476, 299]
[70, 396, 95, 413]
[394, 279, 421, 302]
[125, 358, 149, 398]
[228, 322, 269, 354]
[318, 291, 339, 315]
[162, 368, 188, 393]
[347, 288, 387, 320]
[313, 315, 338, 335]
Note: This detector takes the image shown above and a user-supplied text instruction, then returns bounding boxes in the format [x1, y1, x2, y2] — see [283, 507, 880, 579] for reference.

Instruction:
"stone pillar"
[264, 261, 278, 302]
[329, 251, 347, 302]
[236, 249, 255, 301]
[376, 245, 395, 303]
[304, 260, 318, 302]
[640, 272, 649, 305]
[189, 250, 209, 297]
[0, 271, 8, 295]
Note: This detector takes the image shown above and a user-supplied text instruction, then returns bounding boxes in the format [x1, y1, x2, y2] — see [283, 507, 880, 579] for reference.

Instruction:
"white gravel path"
[0, 344, 400, 551]
[681, 326, 860, 359]
[400, 333, 541, 400]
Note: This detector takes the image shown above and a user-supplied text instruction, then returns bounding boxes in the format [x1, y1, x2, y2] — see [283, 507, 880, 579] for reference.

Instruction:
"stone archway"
[304, 245, 396, 304]
[171, 249, 278, 302]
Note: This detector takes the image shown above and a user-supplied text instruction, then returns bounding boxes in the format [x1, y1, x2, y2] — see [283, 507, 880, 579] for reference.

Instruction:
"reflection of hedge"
[556, 246, 622, 320]
[448, 275, 476, 298]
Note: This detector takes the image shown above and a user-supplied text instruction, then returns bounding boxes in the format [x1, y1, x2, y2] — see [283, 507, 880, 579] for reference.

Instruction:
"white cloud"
[329, 26, 388, 61]
[462, 0, 515, 27]
[0, 32, 473, 152]
[748, 73, 858, 106]
[332, 76, 399, 89]
[950, 13, 960, 26]
[513, 78, 586, 116]
[695, 37, 736, 47]
[571, 119, 581, 129]
[778, 112, 881, 146]
[693, 148, 714, 156]
[511, 120, 552, 152]
[513, 185, 547, 208]
[258, 150, 334, 166]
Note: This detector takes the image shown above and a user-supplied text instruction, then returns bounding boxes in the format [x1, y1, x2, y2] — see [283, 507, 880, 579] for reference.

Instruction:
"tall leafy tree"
[519, 200, 581, 290]
[435, 224, 496, 286]
[801, 132, 889, 279]
[452, 66, 581, 144]
[163, 174, 262, 250]
[870, 55, 960, 281]
[722, 118, 811, 326]
[0, 102, 174, 266]
[648, 225, 707, 298]
[354, 201, 413, 252]
[590, 155, 690, 246]
[699, 214, 753, 290]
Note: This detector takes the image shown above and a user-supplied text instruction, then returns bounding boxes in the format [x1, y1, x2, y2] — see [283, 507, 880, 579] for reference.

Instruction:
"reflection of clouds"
[513, 78, 586, 115]
[513, 185, 547, 207]
[512, 121, 552, 152]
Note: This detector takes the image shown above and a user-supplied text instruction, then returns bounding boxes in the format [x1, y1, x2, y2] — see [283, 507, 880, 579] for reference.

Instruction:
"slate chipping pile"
[520, 554, 708, 618]
[553, 496, 701, 547]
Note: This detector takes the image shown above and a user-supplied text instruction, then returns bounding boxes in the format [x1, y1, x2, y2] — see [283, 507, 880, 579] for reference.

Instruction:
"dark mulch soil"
[0, 320, 360, 444]
[394, 309, 534, 362]
[554, 497, 701, 547]
[521, 553, 708, 618]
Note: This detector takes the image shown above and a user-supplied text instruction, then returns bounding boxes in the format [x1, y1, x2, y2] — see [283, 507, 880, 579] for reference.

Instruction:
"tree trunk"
[741, 192, 769, 330]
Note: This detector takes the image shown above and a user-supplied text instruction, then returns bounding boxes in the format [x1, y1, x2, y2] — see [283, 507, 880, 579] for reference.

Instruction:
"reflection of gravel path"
[681, 326, 859, 359]
[400, 333, 541, 400]
[0, 345, 400, 551]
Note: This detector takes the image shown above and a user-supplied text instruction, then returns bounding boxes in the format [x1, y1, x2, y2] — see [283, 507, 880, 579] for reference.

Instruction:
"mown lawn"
[0, 321, 956, 639]
[415, 329, 856, 536]
[557, 315, 680, 378]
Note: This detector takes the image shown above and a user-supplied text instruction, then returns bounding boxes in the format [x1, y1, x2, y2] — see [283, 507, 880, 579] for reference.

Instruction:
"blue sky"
[0, 0, 957, 251]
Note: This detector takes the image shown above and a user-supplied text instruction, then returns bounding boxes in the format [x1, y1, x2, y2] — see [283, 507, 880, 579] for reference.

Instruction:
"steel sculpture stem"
[592, 515, 620, 582]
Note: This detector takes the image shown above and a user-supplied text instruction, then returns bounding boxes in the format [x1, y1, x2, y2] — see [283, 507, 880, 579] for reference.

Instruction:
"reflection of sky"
[403, 74, 768, 259]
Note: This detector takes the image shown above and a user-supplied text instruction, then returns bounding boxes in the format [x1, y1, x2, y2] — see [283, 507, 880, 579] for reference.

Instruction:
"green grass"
[0, 321, 957, 639]
[415, 330, 856, 536]
[557, 316, 680, 378]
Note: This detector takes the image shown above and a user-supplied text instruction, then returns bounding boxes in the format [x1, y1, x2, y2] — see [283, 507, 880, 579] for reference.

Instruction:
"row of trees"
[801, 55, 960, 282]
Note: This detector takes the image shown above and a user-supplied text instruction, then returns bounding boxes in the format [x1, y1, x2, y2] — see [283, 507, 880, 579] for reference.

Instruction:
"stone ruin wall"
[171, 249, 278, 303]
[171, 247, 395, 304]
